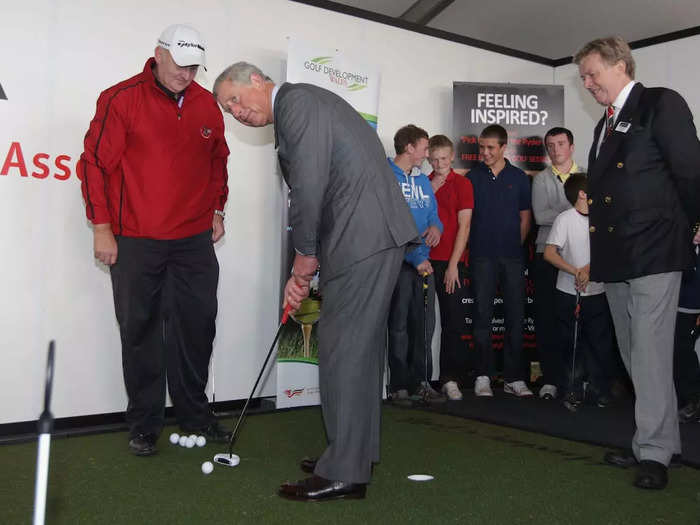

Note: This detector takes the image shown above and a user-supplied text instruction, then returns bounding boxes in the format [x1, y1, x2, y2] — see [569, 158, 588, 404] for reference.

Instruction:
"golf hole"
[407, 474, 434, 481]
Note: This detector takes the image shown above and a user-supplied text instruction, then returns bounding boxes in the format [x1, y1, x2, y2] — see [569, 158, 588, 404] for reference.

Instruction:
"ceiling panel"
[331, 0, 416, 18]
[319, 0, 700, 62]
[429, 0, 700, 59]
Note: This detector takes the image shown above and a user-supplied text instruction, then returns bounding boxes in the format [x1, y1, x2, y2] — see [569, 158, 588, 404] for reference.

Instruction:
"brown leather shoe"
[300, 457, 317, 473]
[278, 475, 366, 501]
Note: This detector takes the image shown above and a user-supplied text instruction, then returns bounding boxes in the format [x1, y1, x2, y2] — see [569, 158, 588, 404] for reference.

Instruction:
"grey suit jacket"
[273, 82, 419, 283]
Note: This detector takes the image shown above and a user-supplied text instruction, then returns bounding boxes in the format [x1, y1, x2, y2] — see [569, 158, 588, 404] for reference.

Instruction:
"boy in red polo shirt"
[428, 135, 474, 400]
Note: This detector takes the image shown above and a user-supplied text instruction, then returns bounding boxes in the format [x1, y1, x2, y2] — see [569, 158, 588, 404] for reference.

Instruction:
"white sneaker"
[504, 380, 534, 397]
[539, 384, 558, 400]
[474, 376, 493, 397]
[442, 381, 463, 401]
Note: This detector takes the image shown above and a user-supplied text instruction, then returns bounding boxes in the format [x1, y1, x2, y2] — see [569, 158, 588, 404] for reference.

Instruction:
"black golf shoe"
[128, 433, 158, 456]
[634, 460, 668, 490]
[201, 421, 233, 443]
[678, 397, 700, 423]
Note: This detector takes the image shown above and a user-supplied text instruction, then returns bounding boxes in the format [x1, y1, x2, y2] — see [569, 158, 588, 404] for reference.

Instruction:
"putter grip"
[281, 304, 292, 324]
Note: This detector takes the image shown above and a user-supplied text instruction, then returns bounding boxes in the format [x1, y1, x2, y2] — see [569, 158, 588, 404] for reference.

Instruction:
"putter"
[563, 291, 582, 412]
[214, 305, 291, 467]
[419, 273, 431, 405]
[419, 272, 444, 404]
[33, 341, 55, 525]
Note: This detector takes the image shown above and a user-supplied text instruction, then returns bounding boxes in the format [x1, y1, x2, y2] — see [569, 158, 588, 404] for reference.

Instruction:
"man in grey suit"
[575, 36, 700, 489]
[214, 62, 419, 501]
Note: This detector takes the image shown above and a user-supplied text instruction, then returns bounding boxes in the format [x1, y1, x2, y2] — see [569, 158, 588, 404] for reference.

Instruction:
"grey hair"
[573, 36, 636, 80]
[213, 61, 272, 96]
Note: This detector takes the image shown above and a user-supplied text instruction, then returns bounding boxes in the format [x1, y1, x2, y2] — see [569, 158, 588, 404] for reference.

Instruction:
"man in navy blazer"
[214, 62, 419, 501]
[575, 36, 700, 490]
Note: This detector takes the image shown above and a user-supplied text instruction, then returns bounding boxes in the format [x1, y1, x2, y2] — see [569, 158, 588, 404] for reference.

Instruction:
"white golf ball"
[189, 434, 197, 441]
[178, 435, 187, 447]
[196, 436, 206, 447]
[186, 437, 196, 448]
[201, 461, 214, 475]
[169, 433, 180, 445]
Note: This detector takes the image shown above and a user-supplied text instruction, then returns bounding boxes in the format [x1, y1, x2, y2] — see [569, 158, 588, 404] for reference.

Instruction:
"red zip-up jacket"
[78, 58, 229, 239]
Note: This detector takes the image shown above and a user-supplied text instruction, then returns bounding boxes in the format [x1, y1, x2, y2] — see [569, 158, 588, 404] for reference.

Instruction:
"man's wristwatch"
[214, 210, 225, 218]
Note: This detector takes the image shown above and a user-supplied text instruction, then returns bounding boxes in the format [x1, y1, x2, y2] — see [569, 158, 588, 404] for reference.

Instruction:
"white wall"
[0, 0, 552, 424]
[554, 34, 700, 166]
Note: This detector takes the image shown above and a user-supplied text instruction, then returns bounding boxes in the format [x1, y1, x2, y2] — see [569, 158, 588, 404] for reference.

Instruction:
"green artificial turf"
[2, 406, 700, 524]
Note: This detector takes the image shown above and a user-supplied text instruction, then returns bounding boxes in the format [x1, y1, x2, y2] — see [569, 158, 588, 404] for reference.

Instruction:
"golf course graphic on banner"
[276, 272, 322, 409]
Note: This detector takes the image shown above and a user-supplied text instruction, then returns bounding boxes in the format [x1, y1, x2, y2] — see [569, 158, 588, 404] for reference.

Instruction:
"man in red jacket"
[78, 24, 230, 456]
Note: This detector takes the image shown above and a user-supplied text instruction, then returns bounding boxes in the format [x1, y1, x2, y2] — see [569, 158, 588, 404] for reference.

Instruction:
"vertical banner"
[452, 82, 564, 379]
[276, 38, 381, 408]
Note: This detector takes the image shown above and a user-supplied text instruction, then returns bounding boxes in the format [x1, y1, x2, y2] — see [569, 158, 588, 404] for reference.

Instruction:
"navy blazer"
[587, 82, 700, 282]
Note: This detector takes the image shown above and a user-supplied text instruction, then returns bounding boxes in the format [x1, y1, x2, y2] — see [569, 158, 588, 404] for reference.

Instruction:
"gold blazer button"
[604, 196, 612, 204]
[608, 226, 614, 232]
[616, 162, 624, 168]
[589, 226, 596, 233]
[587, 198, 593, 205]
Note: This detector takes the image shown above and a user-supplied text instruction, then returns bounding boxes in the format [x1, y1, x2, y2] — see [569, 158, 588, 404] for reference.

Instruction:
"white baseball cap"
[157, 24, 206, 69]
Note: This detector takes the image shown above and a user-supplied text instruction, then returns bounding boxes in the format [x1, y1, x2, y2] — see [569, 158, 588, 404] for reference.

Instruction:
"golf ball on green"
[196, 436, 206, 447]
[201, 461, 214, 474]
[169, 433, 179, 444]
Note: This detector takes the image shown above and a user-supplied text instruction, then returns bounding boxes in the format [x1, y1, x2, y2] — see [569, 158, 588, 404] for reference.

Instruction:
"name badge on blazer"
[615, 121, 631, 133]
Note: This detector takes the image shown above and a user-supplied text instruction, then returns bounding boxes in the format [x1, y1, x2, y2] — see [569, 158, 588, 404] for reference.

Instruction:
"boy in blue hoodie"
[387, 125, 444, 402]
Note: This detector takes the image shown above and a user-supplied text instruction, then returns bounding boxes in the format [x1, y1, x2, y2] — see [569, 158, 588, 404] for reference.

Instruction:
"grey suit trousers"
[605, 272, 682, 465]
[314, 246, 404, 484]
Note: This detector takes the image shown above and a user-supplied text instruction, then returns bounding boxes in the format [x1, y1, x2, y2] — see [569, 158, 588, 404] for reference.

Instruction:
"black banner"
[453, 82, 564, 172]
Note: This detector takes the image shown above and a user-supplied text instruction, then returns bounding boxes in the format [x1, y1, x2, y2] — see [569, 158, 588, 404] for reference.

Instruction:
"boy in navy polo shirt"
[468, 125, 533, 397]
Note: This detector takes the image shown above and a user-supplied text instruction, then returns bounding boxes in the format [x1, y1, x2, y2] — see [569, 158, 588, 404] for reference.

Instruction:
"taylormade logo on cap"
[157, 24, 206, 68]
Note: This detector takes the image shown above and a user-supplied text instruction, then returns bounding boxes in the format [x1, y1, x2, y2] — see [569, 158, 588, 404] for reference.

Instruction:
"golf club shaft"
[32, 435, 51, 525]
[227, 305, 291, 456]
[569, 291, 581, 396]
[33, 341, 55, 525]
[423, 273, 429, 396]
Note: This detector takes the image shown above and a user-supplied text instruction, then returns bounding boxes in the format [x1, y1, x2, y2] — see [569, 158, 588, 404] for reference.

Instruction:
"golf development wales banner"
[276, 38, 381, 408]
[453, 82, 564, 378]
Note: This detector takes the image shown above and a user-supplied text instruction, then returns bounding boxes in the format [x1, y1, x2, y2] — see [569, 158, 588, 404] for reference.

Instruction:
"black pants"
[431, 260, 469, 385]
[673, 312, 700, 405]
[555, 290, 615, 398]
[471, 256, 525, 382]
[387, 262, 436, 392]
[110, 230, 219, 438]
[534, 253, 562, 386]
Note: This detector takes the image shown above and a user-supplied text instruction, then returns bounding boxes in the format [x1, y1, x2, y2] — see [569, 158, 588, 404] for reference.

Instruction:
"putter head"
[213, 453, 240, 467]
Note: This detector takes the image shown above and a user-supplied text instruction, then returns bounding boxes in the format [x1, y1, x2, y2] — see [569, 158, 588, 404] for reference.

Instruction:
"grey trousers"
[605, 272, 682, 465]
[314, 246, 404, 484]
